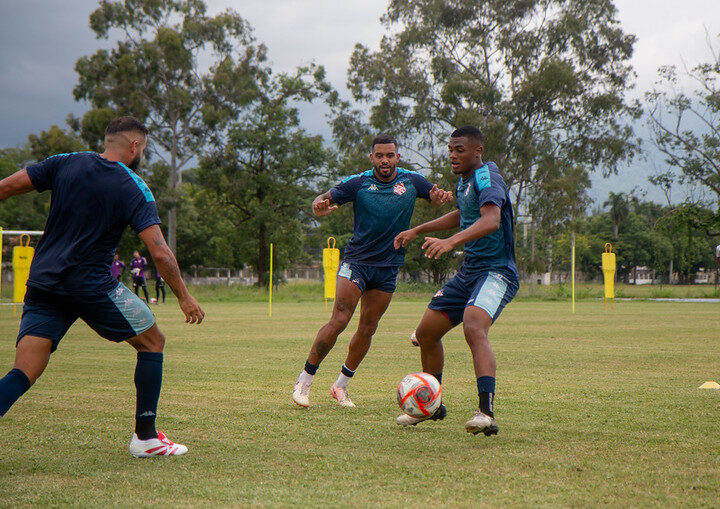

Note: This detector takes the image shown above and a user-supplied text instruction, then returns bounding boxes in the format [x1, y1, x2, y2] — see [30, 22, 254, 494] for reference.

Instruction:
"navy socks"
[134, 352, 163, 439]
[477, 376, 495, 418]
[0, 369, 31, 418]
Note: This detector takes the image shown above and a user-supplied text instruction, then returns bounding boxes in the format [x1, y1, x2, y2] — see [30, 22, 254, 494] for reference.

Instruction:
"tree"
[646, 35, 720, 236]
[198, 64, 334, 285]
[603, 191, 629, 239]
[345, 0, 639, 236]
[73, 0, 263, 253]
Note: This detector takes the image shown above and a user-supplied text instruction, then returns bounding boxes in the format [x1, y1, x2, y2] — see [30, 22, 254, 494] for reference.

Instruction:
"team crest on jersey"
[368, 184, 379, 191]
[433, 289, 444, 298]
[464, 184, 471, 196]
[393, 182, 406, 195]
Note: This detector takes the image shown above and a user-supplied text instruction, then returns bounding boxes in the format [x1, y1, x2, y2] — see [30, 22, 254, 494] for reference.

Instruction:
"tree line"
[0, 0, 718, 285]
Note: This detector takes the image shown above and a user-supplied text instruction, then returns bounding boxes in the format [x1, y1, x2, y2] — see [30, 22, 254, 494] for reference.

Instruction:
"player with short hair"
[393, 125, 519, 436]
[130, 250, 149, 301]
[0, 116, 205, 457]
[292, 134, 453, 408]
[111, 253, 126, 282]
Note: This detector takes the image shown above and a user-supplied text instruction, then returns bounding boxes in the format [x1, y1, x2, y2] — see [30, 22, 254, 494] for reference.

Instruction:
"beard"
[128, 153, 142, 171]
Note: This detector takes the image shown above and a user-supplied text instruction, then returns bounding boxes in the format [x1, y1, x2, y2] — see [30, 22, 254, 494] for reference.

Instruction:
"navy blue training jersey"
[330, 168, 434, 267]
[455, 162, 518, 278]
[25, 152, 161, 295]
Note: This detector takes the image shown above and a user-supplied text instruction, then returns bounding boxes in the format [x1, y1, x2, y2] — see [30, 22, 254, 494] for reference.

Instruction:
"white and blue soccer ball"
[397, 372, 442, 418]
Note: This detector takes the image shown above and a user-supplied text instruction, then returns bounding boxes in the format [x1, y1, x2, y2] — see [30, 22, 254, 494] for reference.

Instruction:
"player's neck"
[99, 150, 127, 165]
[373, 167, 397, 182]
[459, 159, 484, 180]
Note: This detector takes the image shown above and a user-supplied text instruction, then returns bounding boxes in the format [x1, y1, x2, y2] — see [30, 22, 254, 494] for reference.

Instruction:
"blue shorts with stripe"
[428, 266, 518, 327]
[337, 260, 399, 294]
[17, 283, 156, 352]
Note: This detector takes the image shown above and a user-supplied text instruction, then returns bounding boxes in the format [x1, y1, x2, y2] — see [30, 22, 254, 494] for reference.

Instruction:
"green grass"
[1, 299, 719, 506]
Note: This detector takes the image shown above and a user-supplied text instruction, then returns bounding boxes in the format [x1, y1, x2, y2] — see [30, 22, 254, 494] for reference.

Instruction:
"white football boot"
[396, 403, 447, 427]
[129, 431, 188, 457]
[464, 410, 499, 436]
[292, 381, 312, 408]
[330, 384, 356, 408]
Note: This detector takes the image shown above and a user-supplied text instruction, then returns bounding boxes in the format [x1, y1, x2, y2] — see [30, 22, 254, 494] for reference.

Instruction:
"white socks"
[298, 370, 314, 385]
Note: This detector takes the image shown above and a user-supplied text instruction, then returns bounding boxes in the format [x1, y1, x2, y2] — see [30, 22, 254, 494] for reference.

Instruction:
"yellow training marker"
[698, 381, 720, 390]
[323, 237, 340, 310]
[602, 243, 616, 310]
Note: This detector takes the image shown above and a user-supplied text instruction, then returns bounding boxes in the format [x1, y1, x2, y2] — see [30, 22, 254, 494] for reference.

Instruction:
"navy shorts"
[17, 283, 156, 352]
[337, 260, 399, 293]
[428, 267, 518, 326]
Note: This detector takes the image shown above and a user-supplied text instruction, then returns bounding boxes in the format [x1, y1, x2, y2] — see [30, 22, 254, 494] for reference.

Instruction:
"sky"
[1, 0, 719, 205]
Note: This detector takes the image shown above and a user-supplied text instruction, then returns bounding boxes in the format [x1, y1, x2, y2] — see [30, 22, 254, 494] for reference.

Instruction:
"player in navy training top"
[393, 126, 519, 436]
[292, 134, 453, 409]
[0, 116, 204, 458]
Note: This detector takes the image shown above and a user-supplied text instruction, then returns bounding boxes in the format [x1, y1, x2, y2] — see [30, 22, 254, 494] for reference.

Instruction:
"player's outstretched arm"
[312, 191, 339, 217]
[138, 225, 205, 324]
[394, 210, 461, 249]
[422, 204, 500, 259]
[428, 185, 454, 207]
[0, 170, 35, 201]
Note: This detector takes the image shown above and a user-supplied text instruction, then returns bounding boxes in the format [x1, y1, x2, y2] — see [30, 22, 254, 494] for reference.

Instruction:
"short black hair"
[451, 125, 483, 145]
[371, 134, 398, 150]
[105, 116, 149, 137]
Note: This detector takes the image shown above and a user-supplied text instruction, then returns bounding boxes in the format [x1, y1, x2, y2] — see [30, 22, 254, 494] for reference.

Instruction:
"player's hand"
[394, 228, 418, 249]
[429, 185, 453, 207]
[178, 294, 205, 324]
[313, 198, 338, 217]
[422, 237, 455, 259]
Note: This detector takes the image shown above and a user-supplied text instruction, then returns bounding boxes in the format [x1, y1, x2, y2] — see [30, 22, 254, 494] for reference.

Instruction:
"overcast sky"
[1, 0, 719, 204]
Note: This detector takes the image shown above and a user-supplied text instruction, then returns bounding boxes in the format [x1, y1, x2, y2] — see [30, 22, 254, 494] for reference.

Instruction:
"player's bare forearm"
[139, 226, 189, 298]
[446, 205, 500, 248]
[139, 225, 205, 324]
[0, 170, 35, 201]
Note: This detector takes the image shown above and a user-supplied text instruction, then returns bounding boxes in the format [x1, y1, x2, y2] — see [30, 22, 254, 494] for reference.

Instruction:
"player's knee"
[463, 321, 488, 345]
[132, 327, 165, 353]
[329, 312, 352, 333]
[357, 321, 378, 338]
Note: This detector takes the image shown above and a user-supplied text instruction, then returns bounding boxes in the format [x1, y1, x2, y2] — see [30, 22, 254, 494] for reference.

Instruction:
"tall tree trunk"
[530, 218, 536, 291]
[612, 222, 618, 240]
[669, 258, 673, 284]
[258, 222, 267, 286]
[168, 126, 179, 254]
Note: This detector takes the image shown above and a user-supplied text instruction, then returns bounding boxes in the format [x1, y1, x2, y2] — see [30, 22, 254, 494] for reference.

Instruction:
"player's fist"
[178, 294, 205, 324]
[429, 185, 453, 207]
[422, 237, 455, 259]
[313, 198, 338, 217]
[394, 228, 418, 249]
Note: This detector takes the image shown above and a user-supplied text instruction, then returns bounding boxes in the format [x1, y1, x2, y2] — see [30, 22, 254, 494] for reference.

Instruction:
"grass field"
[1, 297, 718, 506]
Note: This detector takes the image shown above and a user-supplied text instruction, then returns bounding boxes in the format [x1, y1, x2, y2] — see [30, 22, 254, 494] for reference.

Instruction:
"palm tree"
[604, 192, 629, 239]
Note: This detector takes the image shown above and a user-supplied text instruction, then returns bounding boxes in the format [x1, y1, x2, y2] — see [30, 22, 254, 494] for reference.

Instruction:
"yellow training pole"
[268, 243, 273, 318]
[571, 232, 576, 314]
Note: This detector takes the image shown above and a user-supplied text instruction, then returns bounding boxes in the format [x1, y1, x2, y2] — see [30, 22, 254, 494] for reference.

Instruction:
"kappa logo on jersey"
[368, 184, 379, 191]
[393, 182, 406, 195]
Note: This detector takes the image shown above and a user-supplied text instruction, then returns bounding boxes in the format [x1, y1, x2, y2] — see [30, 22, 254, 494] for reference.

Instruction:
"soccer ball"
[150, 298, 158, 304]
[397, 373, 442, 418]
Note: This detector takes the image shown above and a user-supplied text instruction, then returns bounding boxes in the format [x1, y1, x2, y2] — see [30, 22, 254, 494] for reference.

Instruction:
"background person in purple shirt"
[110, 254, 125, 282]
[130, 251, 149, 301]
